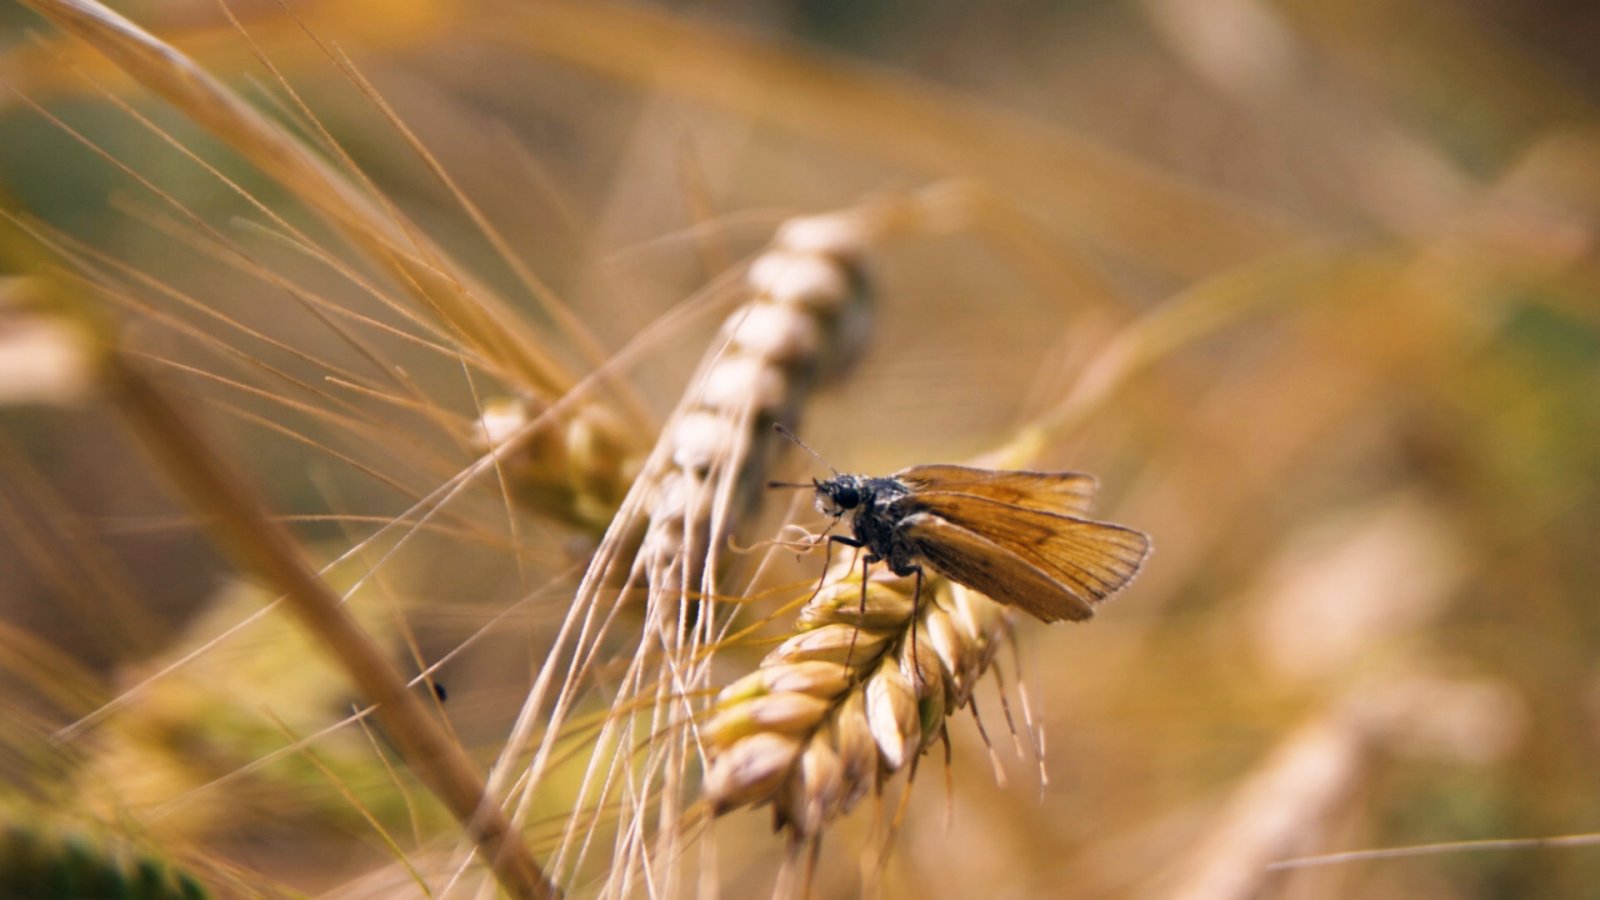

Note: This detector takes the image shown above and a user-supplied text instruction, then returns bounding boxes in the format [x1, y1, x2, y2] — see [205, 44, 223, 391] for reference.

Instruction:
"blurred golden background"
[2, 0, 1599, 897]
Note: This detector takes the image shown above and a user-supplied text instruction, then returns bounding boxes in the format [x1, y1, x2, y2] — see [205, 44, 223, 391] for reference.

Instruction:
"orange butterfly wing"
[899, 513, 1098, 622]
[894, 464, 1098, 516]
[899, 491, 1150, 622]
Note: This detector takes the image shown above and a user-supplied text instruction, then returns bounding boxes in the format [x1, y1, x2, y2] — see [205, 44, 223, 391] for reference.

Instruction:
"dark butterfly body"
[812, 464, 1150, 622]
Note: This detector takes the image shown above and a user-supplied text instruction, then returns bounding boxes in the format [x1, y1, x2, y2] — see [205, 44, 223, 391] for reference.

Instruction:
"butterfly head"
[813, 475, 866, 518]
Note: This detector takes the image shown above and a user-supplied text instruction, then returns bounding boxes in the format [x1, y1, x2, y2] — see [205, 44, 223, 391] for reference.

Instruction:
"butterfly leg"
[800, 532, 864, 611]
[849, 550, 876, 671]
[909, 563, 926, 691]
[823, 534, 872, 675]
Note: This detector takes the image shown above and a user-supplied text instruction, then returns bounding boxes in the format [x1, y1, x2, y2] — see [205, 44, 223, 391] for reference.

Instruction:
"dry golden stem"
[100, 349, 556, 900]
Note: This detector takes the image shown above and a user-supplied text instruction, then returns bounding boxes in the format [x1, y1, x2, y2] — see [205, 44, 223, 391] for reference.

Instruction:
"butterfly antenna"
[773, 423, 840, 476]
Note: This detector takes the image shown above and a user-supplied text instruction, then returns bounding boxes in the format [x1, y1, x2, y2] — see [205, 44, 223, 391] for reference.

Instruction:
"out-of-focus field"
[2, 1, 1598, 897]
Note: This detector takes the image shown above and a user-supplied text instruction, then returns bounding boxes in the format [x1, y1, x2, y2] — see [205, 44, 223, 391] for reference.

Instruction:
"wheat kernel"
[747, 251, 852, 312]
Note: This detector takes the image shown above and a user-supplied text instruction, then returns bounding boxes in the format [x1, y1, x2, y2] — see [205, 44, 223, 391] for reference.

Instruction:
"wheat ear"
[484, 196, 941, 894]
[704, 562, 1012, 835]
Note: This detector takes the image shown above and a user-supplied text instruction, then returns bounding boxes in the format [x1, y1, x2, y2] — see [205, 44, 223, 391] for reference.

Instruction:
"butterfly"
[774, 428, 1151, 622]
